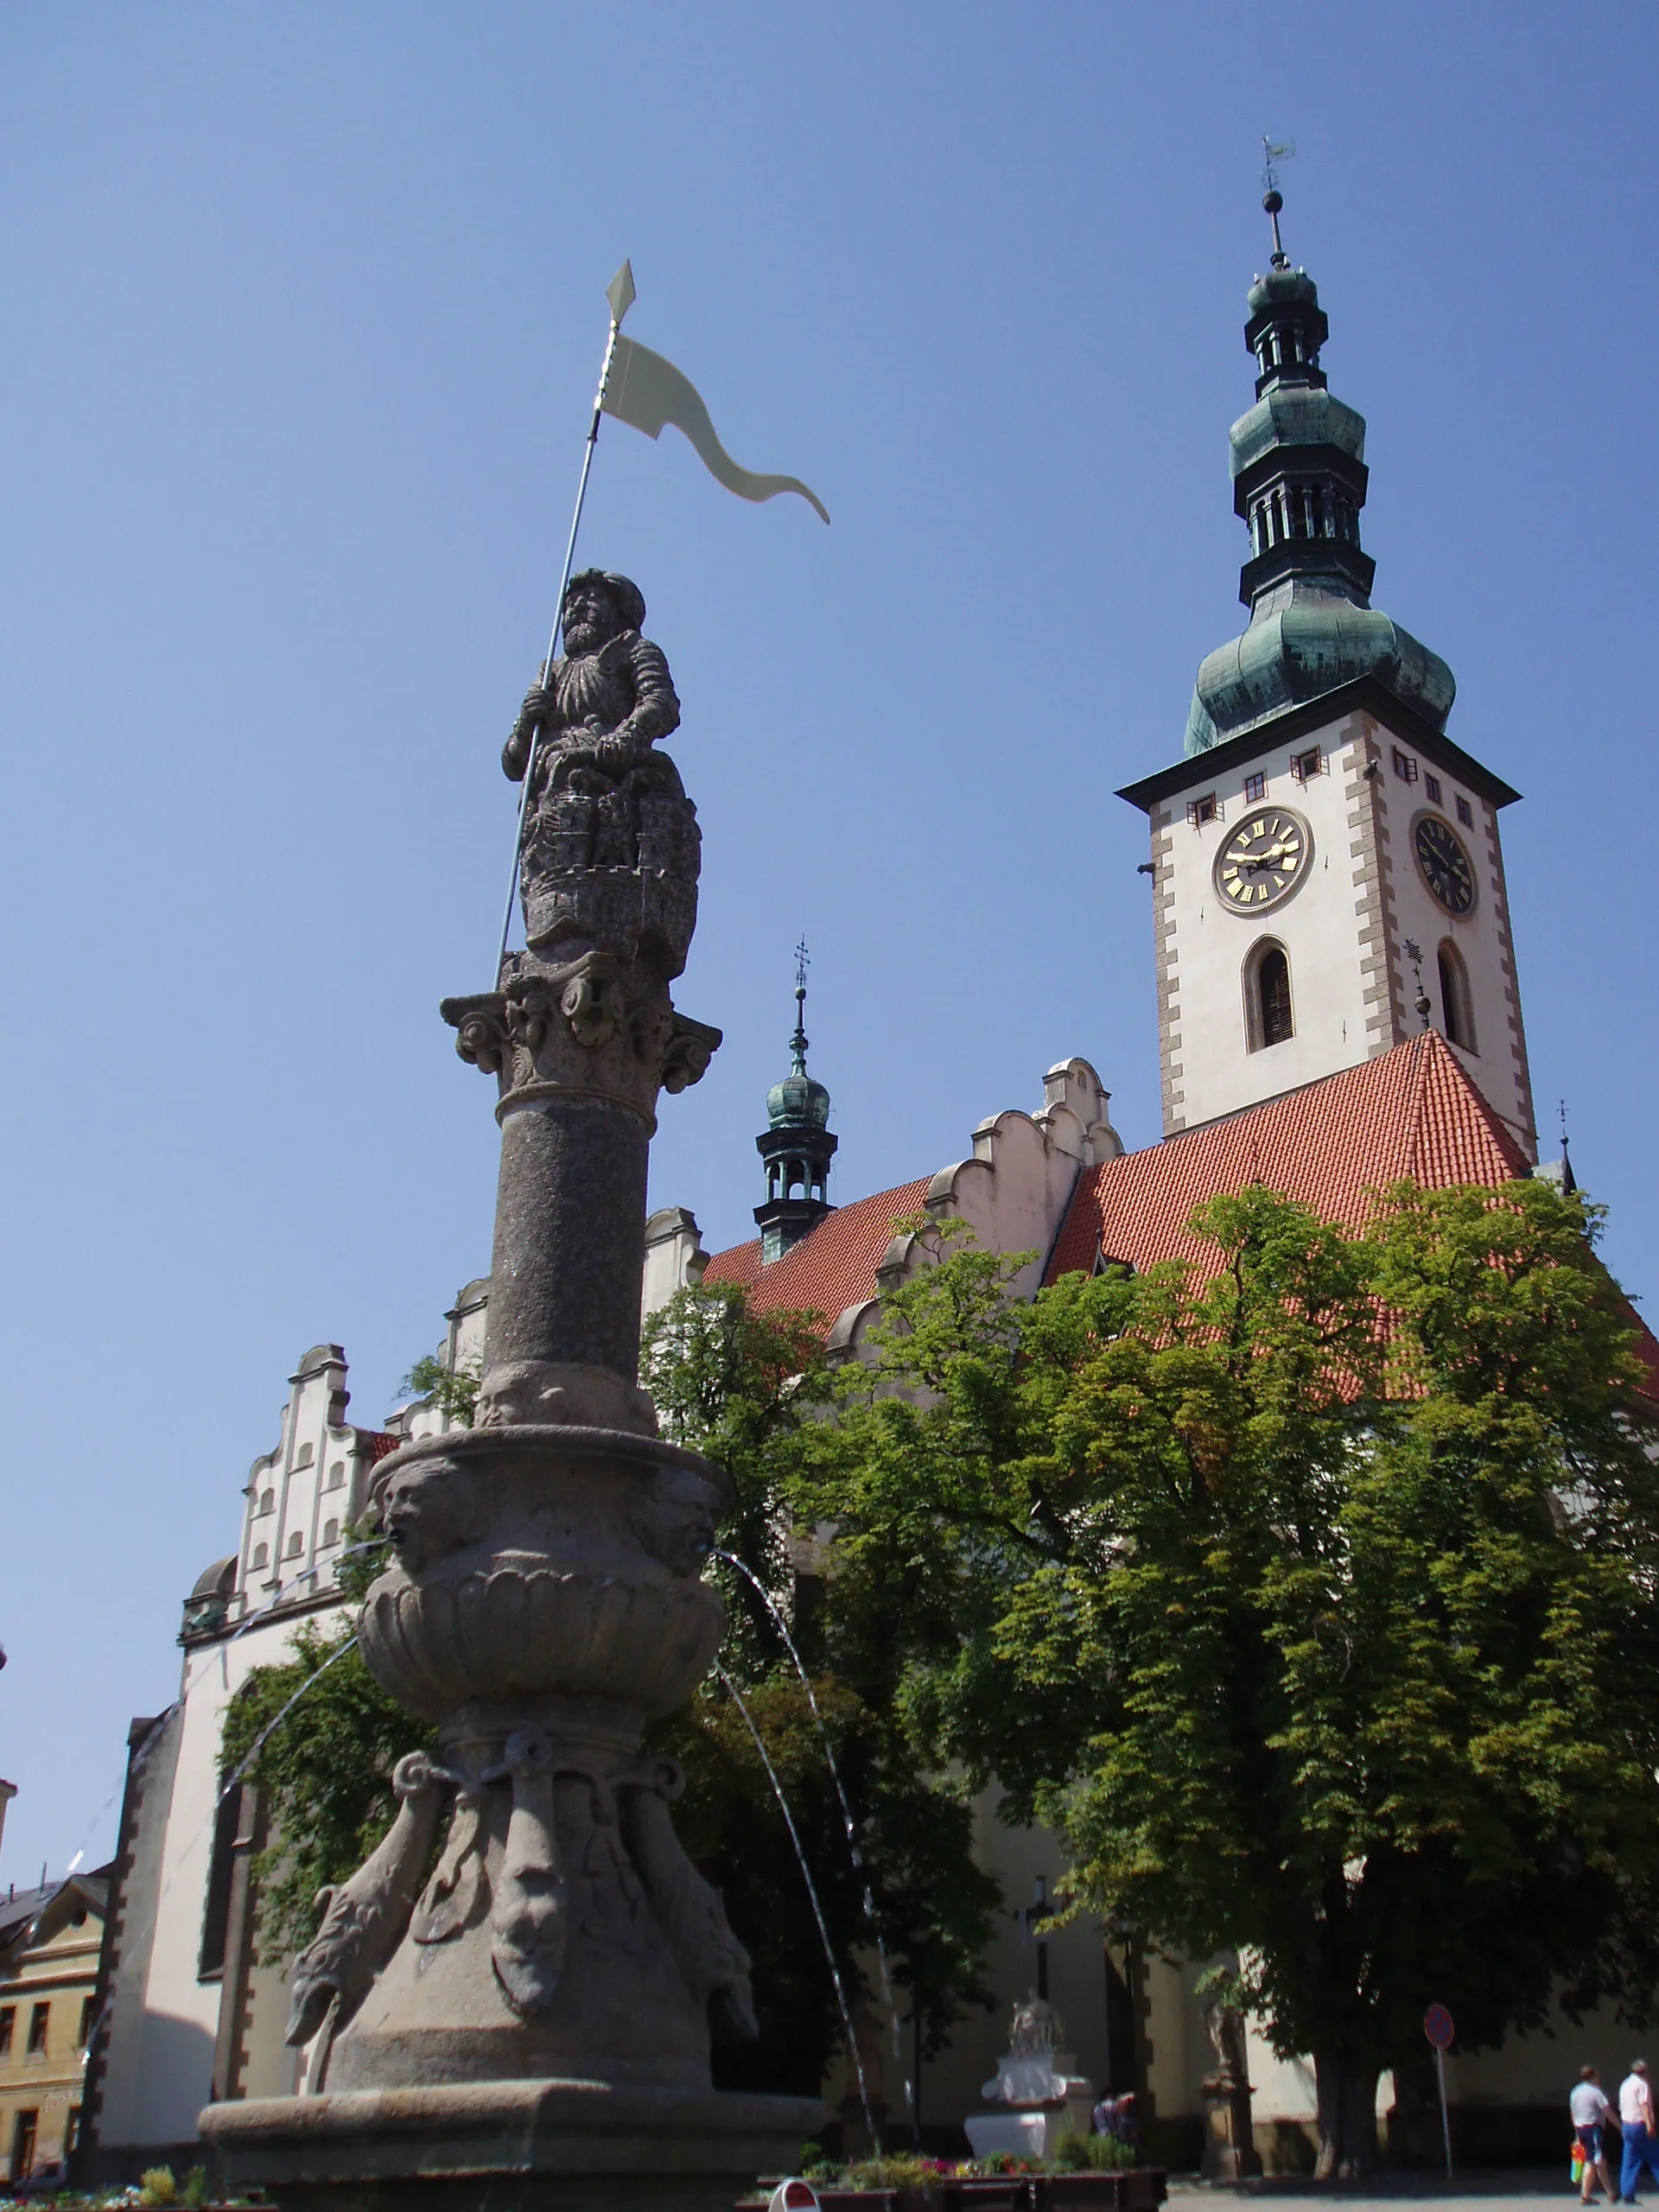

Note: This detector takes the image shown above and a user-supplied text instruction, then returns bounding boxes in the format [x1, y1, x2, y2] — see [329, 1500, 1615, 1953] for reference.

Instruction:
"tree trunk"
[1313, 2051, 1381, 2178]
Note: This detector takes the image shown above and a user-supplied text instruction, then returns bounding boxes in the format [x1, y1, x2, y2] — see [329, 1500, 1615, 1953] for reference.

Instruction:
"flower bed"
[741, 2164, 1166, 2212]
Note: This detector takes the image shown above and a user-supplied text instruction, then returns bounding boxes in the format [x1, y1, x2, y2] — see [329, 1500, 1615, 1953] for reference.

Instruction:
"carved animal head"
[628, 1465, 722, 1577]
[562, 569, 645, 654]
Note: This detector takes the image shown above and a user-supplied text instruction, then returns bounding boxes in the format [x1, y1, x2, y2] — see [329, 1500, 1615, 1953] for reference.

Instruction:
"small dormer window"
[1391, 747, 1419, 784]
[327, 1461, 346, 1491]
[286, 1531, 304, 1559]
[1243, 772, 1265, 803]
[295, 1443, 314, 1469]
[1456, 795, 1474, 828]
[257, 1491, 274, 1517]
[321, 1519, 340, 1548]
[1187, 792, 1220, 828]
[1290, 747, 1322, 784]
[250, 1544, 268, 1572]
[1424, 773, 1443, 805]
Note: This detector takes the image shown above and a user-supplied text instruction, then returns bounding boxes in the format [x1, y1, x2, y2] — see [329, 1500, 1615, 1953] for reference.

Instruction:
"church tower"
[1119, 187, 1536, 1160]
[753, 945, 837, 1261]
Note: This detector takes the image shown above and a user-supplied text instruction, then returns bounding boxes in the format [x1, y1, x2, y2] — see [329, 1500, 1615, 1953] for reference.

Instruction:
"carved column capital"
[442, 950, 721, 1128]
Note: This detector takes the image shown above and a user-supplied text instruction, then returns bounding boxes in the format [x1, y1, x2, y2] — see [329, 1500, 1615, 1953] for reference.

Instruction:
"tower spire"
[753, 942, 837, 1262]
[1180, 168, 1457, 757]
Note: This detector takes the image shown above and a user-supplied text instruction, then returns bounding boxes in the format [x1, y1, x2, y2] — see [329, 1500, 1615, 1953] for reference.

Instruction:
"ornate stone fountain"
[201, 572, 823, 2208]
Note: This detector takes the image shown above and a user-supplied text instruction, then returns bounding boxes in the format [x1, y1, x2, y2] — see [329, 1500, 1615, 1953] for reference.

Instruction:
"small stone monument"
[200, 574, 822, 2209]
[963, 1993, 1095, 2164]
[1199, 1984, 1261, 2182]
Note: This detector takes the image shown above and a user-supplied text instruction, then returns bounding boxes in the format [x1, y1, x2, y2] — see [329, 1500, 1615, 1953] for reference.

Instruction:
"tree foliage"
[641, 1281, 1001, 2094]
[789, 1185, 1659, 2172]
[400, 1351, 480, 1428]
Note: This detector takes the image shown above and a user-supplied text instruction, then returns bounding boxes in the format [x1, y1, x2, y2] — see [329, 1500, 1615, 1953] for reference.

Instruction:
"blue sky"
[3, 3, 1656, 1879]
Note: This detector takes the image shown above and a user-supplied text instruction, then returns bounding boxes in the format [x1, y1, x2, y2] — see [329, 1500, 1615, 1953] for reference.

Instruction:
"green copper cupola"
[753, 944, 836, 1262]
[1185, 188, 1455, 753]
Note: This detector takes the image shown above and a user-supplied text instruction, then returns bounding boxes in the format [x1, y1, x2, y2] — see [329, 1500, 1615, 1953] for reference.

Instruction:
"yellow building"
[0, 1872, 109, 2189]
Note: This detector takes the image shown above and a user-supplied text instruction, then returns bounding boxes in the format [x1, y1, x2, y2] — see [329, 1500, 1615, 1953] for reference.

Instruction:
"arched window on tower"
[1437, 940, 1477, 1052]
[1244, 940, 1294, 1052]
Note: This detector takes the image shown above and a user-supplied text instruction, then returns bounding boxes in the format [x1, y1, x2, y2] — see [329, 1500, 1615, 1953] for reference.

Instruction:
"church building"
[74, 195, 1658, 2184]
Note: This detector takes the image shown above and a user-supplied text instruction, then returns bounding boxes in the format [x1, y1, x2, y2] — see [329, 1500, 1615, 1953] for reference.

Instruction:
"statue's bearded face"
[563, 582, 620, 656]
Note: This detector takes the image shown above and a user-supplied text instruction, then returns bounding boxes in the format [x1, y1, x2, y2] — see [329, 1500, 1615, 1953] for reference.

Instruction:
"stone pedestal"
[203, 2081, 822, 2212]
[202, 626, 820, 2205]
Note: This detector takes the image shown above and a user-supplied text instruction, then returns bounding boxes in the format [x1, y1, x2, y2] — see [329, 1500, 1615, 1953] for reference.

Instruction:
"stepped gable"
[703, 1176, 932, 1321]
[1046, 1032, 1659, 1401]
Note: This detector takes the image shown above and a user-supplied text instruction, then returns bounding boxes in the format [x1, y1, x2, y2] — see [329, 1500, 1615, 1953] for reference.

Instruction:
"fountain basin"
[360, 1425, 729, 1723]
[200, 2078, 823, 2212]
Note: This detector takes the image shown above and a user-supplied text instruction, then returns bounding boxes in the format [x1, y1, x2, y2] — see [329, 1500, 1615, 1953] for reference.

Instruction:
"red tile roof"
[1046, 1032, 1530, 1284]
[699, 1037, 1659, 1401]
[1046, 1033, 1659, 1403]
[702, 1178, 934, 1322]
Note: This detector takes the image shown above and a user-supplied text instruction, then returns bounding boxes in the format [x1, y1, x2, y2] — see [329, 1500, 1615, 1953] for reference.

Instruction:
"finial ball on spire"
[1263, 188, 1284, 216]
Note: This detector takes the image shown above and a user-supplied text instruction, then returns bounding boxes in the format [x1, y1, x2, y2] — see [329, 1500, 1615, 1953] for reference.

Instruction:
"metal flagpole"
[494, 263, 635, 981]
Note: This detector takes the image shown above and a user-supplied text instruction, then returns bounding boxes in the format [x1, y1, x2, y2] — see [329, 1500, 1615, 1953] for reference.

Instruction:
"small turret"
[753, 943, 837, 1262]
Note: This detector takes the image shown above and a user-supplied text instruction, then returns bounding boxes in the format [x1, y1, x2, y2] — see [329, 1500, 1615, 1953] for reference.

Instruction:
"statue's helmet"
[564, 569, 646, 635]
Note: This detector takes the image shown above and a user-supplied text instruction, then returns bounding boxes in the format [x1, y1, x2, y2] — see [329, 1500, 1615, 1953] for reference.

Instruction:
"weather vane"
[1261, 137, 1296, 267]
[1261, 137, 1296, 193]
[1403, 939, 1432, 1032]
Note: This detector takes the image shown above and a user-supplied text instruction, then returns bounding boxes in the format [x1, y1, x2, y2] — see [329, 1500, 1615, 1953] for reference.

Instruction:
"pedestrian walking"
[1618, 2060, 1659, 2202]
[1573, 2065, 1613, 2203]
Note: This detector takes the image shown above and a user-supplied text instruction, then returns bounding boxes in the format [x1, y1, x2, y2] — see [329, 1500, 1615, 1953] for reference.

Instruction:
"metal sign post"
[1424, 2005, 1455, 2178]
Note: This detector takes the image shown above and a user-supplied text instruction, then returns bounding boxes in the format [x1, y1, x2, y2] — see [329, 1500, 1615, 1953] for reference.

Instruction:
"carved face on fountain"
[377, 1459, 481, 1573]
[628, 1464, 723, 1578]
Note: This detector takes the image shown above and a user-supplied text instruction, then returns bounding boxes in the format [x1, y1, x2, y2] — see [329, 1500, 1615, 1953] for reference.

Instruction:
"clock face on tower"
[1213, 805, 1313, 912]
[1412, 811, 1477, 916]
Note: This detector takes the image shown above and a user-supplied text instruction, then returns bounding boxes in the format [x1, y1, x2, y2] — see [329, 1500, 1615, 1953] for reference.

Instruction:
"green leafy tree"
[401, 1351, 480, 1427]
[791, 1186, 1659, 2174]
[219, 1521, 429, 1961]
[642, 1281, 1001, 2095]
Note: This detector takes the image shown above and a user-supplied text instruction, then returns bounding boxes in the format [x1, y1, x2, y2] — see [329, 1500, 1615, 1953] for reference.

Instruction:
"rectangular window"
[1391, 746, 1419, 783]
[1456, 795, 1474, 827]
[1243, 772, 1265, 803]
[1186, 792, 1219, 828]
[11, 2112, 36, 2183]
[77, 1998, 94, 2048]
[27, 2003, 48, 2055]
[65, 2108, 80, 2156]
[1289, 747, 1322, 783]
[199, 1783, 242, 1980]
[1424, 772, 1442, 804]
[0, 2006, 14, 2056]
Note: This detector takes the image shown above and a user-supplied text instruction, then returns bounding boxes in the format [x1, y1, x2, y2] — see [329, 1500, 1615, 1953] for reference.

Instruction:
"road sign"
[1423, 2004, 1455, 2050]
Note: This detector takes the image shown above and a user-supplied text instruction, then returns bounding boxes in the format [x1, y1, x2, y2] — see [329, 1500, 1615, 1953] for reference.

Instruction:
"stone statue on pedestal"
[1199, 1979, 1262, 2182]
[200, 572, 821, 2210]
[964, 1993, 1095, 2165]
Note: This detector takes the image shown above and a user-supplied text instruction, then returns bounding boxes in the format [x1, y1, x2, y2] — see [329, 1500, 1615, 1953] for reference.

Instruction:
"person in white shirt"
[1573, 2066, 1613, 2204]
[1618, 2061, 1659, 2202]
